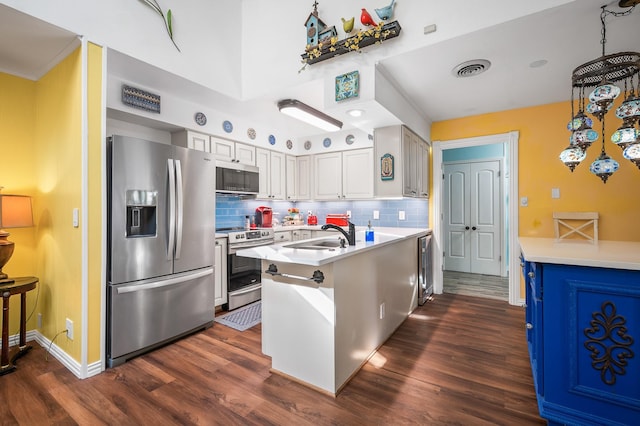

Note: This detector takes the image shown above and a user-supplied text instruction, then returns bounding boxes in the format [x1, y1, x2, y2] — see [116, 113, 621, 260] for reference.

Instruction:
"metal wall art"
[122, 85, 161, 113]
[583, 301, 635, 385]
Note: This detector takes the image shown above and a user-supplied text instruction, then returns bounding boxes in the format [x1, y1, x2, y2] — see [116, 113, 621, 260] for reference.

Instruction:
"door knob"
[465, 226, 470, 230]
[472, 226, 477, 230]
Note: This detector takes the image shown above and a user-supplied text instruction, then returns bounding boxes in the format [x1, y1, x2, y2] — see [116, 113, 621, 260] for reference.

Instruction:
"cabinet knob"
[526, 323, 533, 330]
[528, 271, 535, 278]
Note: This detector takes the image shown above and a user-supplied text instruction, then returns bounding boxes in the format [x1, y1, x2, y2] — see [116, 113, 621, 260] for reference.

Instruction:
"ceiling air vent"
[452, 59, 491, 78]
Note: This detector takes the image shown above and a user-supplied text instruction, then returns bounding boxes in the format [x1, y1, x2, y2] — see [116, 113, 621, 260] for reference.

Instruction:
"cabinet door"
[314, 152, 343, 200]
[270, 151, 286, 200]
[342, 148, 374, 199]
[286, 155, 297, 201]
[418, 140, 430, 198]
[211, 137, 235, 162]
[296, 155, 312, 200]
[274, 231, 292, 242]
[214, 238, 228, 307]
[235, 143, 256, 165]
[187, 131, 211, 152]
[256, 148, 270, 199]
[403, 128, 419, 196]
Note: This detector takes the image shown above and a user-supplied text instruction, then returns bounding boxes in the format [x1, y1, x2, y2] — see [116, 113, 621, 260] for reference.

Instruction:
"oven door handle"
[229, 239, 274, 252]
[231, 283, 262, 296]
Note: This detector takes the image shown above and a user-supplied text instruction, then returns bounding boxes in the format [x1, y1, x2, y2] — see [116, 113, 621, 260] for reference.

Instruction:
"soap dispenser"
[365, 220, 375, 242]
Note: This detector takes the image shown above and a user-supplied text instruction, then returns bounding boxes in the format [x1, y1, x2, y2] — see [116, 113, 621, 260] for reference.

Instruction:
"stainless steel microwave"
[215, 161, 259, 195]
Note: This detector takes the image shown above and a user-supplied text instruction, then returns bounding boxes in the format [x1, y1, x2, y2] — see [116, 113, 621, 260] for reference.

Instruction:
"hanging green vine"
[138, 0, 180, 52]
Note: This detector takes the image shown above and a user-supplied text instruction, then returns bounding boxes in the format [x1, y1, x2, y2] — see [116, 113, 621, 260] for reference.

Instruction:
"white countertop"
[519, 237, 640, 271]
[215, 225, 341, 239]
[236, 227, 430, 266]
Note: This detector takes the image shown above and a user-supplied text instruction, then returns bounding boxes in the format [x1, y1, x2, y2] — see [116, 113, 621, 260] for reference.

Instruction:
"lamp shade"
[0, 194, 34, 229]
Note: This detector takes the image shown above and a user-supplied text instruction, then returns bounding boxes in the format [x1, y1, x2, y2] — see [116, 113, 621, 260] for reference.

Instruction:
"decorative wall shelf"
[301, 21, 401, 66]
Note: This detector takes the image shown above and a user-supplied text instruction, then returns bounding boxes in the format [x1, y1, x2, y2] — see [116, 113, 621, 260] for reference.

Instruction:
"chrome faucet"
[321, 221, 356, 246]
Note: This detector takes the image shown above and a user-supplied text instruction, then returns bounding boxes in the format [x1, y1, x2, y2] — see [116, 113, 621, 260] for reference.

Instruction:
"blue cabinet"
[522, 258, 640, 425]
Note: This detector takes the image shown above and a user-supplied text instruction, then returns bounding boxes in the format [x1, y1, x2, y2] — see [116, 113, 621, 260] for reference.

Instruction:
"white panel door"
[470, 161, 501, 275]
[444, 163, 470, 272]
[444, 160, 501, 275]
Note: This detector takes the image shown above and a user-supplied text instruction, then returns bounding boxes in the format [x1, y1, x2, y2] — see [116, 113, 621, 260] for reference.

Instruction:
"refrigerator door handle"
[175, 159, 184, 259]
[116, 268, 214, 294]
[167, 159, 176, 260]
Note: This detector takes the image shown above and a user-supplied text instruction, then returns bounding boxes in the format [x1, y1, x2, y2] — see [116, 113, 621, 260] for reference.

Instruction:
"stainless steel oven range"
[220, 228, 274, 311]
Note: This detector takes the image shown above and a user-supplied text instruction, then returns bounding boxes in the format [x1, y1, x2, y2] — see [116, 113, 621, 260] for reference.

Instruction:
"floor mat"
[215, 301, 261, 331]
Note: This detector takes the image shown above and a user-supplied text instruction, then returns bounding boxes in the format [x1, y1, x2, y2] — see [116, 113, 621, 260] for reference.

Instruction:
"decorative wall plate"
[269, 135, 276, 145]
[335, 70, 360, 102]
[194, 112, 207, 126]
[286, 140, 293, 150]
[304, 140, 312, 150]
[247, 128, 256, 139]
[345, 134, 355, 145]
[223, 120, 233, 133]
[323, 137, 332, 148]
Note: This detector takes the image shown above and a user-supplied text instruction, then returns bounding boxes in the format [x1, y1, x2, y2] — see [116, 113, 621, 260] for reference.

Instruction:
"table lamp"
[0, 188, 34, 283]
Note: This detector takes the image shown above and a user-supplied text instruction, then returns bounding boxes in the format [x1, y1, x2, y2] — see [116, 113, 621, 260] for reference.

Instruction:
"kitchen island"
[236, 227, 429, 395]
[519, 237, 640, 426]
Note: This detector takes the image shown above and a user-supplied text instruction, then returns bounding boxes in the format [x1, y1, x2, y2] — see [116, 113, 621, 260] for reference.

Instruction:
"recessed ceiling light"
[452, 59, 491, 78]
[529, 59, 548, 68]
[347, 109, 364, 117]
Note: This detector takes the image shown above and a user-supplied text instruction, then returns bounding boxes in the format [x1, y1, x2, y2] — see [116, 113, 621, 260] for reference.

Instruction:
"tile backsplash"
[216, 195, 429, 229]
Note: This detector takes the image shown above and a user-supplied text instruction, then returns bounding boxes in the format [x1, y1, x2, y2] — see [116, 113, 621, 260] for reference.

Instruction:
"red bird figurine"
[360, 8, 377, 27]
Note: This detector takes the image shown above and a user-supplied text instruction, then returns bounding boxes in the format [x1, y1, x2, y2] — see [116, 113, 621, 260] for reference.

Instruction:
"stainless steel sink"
[284, 238, 343, 250]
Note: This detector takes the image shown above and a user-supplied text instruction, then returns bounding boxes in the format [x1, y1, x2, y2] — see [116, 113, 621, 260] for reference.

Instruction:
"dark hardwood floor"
[1, 294, 544, 425]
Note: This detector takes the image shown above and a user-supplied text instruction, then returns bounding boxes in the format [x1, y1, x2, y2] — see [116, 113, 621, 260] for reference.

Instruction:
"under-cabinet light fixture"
[277, 99, 343, 132]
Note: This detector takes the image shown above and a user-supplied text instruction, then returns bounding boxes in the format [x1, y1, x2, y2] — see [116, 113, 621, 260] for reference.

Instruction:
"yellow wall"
[432, 101, 640, 242]
[0, 73, 38, 333]
[34, 48, 83, 360]
[87, 42, 103, 363]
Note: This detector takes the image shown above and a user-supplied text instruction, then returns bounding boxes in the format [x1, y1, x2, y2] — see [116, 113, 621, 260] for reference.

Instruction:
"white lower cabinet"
[214, 238, 228, 307]
[313, 149, 373, 200]
[274, 230, 292, 243]
[292, 230, 312, 241]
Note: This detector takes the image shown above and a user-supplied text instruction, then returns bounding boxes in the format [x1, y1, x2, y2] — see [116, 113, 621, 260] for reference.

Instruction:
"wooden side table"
[1, 276, 38, 375]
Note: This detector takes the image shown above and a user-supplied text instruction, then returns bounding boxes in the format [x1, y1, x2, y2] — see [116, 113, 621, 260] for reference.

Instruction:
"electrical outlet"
[66, 318, 74, 340]
[379, 302, 385, 319]
[373, 210, 380, 220]
[37, 313, 42, 329]
[399, 210, 406, 220]
[72, 208, 79, 228]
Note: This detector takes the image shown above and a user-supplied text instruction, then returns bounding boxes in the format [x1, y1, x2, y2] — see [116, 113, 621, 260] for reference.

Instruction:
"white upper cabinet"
[295, 155, 313, 201]
[171, 130, 211, 152]
[256, 148, 286, 200]
[314, 149, 373, 200]
[211, 136, 255, 165]
[374, 125, 430, 198]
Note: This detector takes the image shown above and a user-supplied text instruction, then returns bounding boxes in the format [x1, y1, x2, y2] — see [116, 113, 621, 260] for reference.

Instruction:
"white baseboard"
[1, 330, 102, 379]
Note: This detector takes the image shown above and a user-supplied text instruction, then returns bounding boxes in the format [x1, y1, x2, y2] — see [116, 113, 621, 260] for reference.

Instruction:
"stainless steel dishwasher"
[418, 234, 433, 305]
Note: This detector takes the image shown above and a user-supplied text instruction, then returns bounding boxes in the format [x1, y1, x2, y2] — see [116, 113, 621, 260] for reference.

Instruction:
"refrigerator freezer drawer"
[108, 268, 214, 367]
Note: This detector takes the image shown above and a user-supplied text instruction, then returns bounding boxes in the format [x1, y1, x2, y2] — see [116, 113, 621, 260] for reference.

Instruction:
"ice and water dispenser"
[125, 190, 157, 237]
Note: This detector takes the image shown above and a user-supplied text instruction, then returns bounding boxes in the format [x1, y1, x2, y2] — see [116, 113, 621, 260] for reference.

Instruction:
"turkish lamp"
[611, 123, 640, 149]
[560, 145, 587, 172]
[570, 128, 599, 150]
[567, 111, 593, 131]
[623, 143, 640, 169]
[589, 151, 619, 183]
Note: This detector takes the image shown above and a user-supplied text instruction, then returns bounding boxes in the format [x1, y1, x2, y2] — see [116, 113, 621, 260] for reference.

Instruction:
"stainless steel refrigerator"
[107, 135, 215, 367]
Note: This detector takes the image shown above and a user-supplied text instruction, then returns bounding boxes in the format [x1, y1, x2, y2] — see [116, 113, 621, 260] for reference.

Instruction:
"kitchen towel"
[215, 301, 261, 331]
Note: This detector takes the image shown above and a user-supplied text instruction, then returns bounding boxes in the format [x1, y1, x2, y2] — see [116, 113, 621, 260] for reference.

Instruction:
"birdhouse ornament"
[304, 1, 336, 48]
